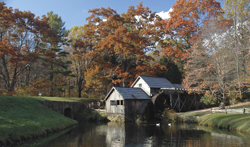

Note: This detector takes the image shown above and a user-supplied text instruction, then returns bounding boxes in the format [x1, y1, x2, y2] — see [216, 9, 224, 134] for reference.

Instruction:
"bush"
[162, 108, 178, 122]
[200, 94, 217, 106]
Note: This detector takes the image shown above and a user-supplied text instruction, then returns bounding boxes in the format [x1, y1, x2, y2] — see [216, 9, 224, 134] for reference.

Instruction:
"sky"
[1, 0, 176, 30]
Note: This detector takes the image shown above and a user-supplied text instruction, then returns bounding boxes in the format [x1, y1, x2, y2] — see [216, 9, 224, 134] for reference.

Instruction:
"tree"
[224, 0, 250, 99]
[156, 57, 182, 84]
[162, 0, 222, 61]
[66, 25, 93, 97]
[84, 2, 166, 89]
[147, 43, 182, 83]
[183, 19, 233, 105]
[0, 2, 55, 95]
[43, 11, 72, 96]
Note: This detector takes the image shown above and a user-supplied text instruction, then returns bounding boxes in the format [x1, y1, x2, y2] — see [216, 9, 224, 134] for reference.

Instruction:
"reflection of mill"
[106, 122, 125, 147]
[105, 123, 247, 146]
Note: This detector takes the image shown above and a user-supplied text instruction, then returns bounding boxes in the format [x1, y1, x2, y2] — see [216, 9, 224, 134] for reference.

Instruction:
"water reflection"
[40, 122, 250, 147]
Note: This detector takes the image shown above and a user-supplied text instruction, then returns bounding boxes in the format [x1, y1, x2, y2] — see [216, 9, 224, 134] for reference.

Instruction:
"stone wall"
[39, 100, 85, 119]
[106, 113, 125, 122]
[177, 114, 200, 123]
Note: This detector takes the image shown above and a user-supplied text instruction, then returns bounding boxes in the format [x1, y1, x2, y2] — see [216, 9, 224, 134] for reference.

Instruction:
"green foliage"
[200, 94, 217, 106]
[74, 105, 107, 122]
[162, 108, 178, 122]
[157, 57, 182, 84]
[47, 11, 68, 42]
[45, 11, 72, 97]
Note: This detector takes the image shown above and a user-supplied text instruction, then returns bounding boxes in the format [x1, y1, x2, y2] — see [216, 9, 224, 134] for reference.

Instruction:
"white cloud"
[156, 8, 172, 20]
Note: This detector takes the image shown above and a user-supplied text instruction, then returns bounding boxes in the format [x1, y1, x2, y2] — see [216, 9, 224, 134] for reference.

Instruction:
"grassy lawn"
[179, 111, 210, 117]
[0, 96, 78, 146]
[31, 96, 99, 102]
[180, 102, 250, 117]
[178, 101, 250, 134]
[198, 114, 250, 134]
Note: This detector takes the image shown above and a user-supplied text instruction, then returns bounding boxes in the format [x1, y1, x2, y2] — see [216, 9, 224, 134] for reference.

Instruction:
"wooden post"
[211, 108, 213, 114]
[68, 80, 70, 98]
[178, 93, 180, 112]
[225, 108, 227, 114]
[243, 107, 245, 114]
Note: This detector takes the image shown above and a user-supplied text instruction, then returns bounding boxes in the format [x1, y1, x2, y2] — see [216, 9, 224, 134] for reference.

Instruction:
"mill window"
[110, 100, 116, 105]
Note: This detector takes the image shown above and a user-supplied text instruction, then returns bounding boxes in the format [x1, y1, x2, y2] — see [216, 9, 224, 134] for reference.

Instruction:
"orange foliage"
[0, 2, 57, 94]
[84, 2, 166, 88]
[162, 0, 223, 60]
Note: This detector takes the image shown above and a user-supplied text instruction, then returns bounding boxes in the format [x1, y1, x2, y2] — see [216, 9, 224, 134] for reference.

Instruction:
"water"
[38, 122, 250, 147]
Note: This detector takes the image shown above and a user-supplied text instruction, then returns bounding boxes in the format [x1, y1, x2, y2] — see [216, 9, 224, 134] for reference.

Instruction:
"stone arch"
[64, 107, 72, 118]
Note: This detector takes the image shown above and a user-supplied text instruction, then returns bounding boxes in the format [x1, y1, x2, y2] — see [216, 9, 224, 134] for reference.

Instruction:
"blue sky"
[1, 0, 176, 30]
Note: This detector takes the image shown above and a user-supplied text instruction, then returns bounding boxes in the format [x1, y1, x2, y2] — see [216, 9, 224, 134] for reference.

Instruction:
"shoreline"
[177, 104, 250, 135]
[1, 123, 77, 147]
[0, 96, 78, 147]
[0, 96, 107, 147]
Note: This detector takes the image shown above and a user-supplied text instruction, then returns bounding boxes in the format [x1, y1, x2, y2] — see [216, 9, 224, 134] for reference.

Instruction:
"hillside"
[0, 96, 77, 146]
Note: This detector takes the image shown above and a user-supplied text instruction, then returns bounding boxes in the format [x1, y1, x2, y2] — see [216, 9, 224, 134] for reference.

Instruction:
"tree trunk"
[77, 78, 83, 98]
[49, 64, 54, 97]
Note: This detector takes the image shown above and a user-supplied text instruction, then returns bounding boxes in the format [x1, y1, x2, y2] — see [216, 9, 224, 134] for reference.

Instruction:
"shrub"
[200, 94, 217, 106]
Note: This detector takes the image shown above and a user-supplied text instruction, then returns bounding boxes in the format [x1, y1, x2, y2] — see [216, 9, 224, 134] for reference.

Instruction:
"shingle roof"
[132, 76, 175, 89]
[173, 84, 185, 89]
[104, 87, 151, 100]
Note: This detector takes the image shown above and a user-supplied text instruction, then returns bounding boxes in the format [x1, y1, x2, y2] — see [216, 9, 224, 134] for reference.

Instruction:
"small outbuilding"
[104, 87, 151, 121]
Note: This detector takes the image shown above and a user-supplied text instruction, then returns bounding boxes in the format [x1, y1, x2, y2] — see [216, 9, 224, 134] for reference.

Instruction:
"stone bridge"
[40, 100, 84, 119]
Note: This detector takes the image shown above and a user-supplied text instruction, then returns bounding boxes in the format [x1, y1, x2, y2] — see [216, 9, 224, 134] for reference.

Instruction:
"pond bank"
[0, 96, 78, 146]
[177, 103, 250, 134]
[0, 96, 109, 147]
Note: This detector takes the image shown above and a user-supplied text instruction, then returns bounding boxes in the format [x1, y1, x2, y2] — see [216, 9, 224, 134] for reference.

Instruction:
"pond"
[28, 122, 250, 147]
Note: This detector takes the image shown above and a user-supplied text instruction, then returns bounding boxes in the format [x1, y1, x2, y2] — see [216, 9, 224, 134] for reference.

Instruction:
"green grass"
[198, 114, 250, 134]
[179, 111, 210, 117]
[31, 96, 96, 102]
[177, 102, 250, 134]
[0, 96, 78, 146]
[178, 102, 250, 134]
[180, 102, 250, 117]
[228, 104, 250, 109]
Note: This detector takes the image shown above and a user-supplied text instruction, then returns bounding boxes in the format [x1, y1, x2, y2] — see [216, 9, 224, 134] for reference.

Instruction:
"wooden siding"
[124, 99, 150, 121]
[132, 78, 151, 96]
[106, 90, 125, 114]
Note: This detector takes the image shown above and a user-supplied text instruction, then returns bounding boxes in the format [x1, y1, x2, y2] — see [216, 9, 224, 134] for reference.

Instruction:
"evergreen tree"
[42, 11, 72, 96]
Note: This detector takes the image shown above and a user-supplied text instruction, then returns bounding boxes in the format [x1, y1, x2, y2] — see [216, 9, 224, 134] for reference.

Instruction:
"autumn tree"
[162, 0, 222, 68]
[84, 2, 166, 90]
[0, 2, 56, 95]
[66, 25, 93, 97]
[183, 18, 233, 105]
[224, 0, 250, 99]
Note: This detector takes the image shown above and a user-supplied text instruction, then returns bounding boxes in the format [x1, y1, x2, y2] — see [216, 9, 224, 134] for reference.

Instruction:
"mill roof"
[131, 76, 175, 89]
[104, 87, 151, 101]
[173, 84, 186, 90]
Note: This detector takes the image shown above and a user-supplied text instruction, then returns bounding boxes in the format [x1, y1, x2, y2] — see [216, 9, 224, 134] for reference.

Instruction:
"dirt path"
[184, 101, 250, 113]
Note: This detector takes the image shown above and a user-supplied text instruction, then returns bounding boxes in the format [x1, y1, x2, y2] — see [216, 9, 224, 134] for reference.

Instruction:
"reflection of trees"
[42, 123, 108, 147]
[41, 123, 250, 147]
